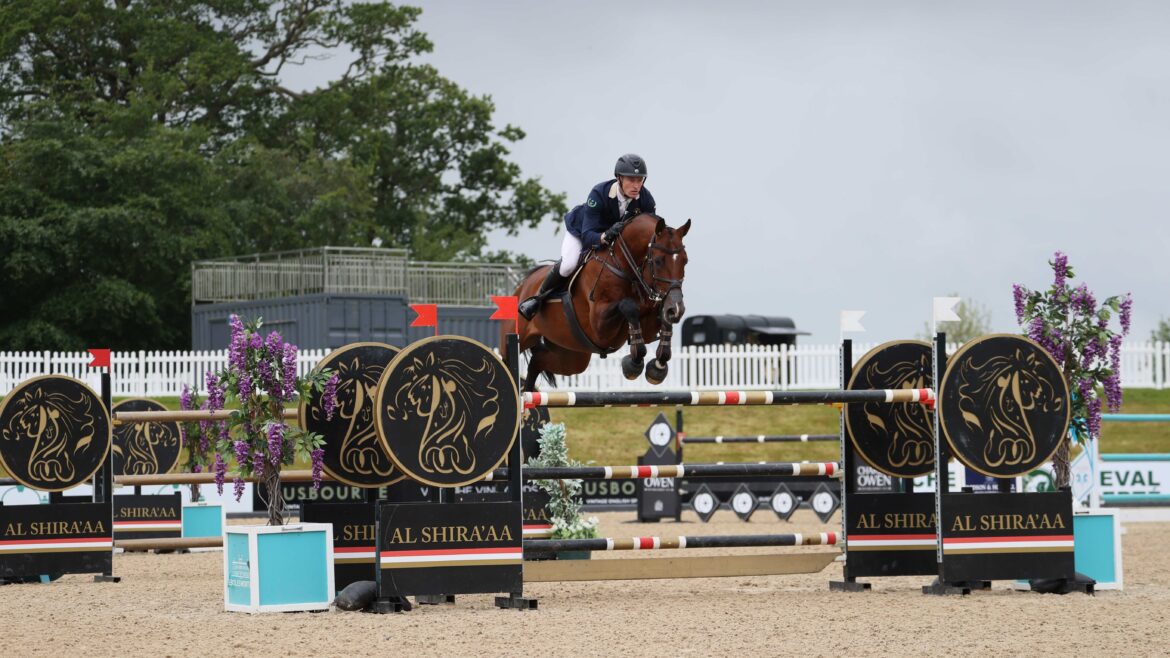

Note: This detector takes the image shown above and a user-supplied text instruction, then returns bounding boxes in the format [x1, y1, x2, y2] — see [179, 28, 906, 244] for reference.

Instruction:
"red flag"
[410, 304, 438, 332]
[490, 296, 519, 321]
[87, 348, 111, 368]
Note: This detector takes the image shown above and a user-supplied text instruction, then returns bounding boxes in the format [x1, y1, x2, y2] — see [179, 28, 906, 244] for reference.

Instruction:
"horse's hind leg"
[523, 341, 549, 392]
[616, 298, 646, 380]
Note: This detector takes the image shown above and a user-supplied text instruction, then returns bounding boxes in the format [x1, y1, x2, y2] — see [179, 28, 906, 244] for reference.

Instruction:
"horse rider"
[518, 153, 656, 320]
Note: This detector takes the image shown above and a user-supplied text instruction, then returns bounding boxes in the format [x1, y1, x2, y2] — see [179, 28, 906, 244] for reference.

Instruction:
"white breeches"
[559, 233, 582, 277]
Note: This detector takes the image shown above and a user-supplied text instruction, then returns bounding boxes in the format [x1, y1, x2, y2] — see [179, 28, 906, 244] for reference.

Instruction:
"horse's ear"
[655, 217, 666, 235]
[678, 218, 692, 237]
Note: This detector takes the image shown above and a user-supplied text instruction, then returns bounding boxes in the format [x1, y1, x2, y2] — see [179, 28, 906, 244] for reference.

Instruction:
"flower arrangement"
[1013, 251, 1132, 487]
[204, 315, 338, 525]
[526, 422, 599, 540]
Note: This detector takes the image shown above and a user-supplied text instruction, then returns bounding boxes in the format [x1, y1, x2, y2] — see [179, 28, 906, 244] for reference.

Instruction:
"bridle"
[593, 221, 686, 308]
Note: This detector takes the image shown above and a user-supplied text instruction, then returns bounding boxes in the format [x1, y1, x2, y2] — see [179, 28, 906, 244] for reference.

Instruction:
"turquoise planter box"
[223, 523, 335, 613]
[182, 502, 225, 539]
[1072, 509, 1123, 590]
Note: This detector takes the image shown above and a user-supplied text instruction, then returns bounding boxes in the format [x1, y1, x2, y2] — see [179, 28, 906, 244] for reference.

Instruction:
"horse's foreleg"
[645, 324, 673, 385]
[617, 298, 646, 380]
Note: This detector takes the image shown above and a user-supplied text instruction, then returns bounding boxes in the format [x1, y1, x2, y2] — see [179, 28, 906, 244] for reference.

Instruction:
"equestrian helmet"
[614, 153, 648, 178]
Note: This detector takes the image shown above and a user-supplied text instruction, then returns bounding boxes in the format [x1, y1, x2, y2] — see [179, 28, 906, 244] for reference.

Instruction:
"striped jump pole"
[113, 408, 299, 425]
[525, 532, 838, 553]
[682, 434, 839, 444]
[486, 461, 839, 481]
[523, 388, 934, 408]
[115, 469, 328, 486]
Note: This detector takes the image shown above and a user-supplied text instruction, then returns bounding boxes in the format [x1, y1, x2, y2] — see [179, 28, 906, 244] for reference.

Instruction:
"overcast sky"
[303, 1, 1169, 343]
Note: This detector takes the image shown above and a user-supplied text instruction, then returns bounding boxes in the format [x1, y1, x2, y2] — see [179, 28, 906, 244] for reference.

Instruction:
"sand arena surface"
[2, 511, 1168, 657]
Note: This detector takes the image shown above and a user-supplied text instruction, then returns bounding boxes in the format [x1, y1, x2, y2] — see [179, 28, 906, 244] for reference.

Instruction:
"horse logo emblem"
[375, 337, 519, 487]
[0, 376, 111, 491]
[845, 341, 936, 478]
[112, 399, 182, 476]
[939, 335, 1069, 478]
[303, 343, 405, 488]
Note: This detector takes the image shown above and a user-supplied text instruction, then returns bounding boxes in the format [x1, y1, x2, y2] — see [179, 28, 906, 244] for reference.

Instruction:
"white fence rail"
[1, 342, 1167, 397]
[0, 350, 329, 398]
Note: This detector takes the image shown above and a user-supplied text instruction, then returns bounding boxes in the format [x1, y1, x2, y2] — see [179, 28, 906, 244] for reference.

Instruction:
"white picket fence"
[0, 350, 329, 398]
[0, 341, 1167, 397]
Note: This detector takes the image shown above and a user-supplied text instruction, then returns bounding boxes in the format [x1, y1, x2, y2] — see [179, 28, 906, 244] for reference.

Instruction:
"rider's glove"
[602, 224, 622, 245]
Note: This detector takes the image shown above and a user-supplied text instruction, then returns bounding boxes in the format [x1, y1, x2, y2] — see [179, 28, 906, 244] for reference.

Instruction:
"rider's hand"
[602, 225, 621, 244]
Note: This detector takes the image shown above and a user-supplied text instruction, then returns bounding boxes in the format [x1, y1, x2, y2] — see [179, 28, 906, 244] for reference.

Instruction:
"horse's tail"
[541, 370, 557, 389]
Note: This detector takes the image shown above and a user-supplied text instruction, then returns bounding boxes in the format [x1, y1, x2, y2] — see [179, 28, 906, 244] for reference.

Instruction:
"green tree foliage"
[918, 295, 992, 343]
[0, 1, 566, 349]
[1152, 317, 1170, 343]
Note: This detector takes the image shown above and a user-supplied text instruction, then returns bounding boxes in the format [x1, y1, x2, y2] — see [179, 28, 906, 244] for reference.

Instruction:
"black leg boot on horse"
[518, 261, 567, 321]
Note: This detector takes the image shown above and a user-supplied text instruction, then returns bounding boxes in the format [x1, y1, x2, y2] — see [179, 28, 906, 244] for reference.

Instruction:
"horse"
[504, 213, 691, 391]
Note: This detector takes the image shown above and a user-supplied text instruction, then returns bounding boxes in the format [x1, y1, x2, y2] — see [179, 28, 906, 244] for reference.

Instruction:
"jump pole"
[484, 461, 840, 481]
[112, 408, 300, 425]
[523, 388, 934, 408]
[524, 553, 839, 582]
[682, 434, 839, 444]
[526, 532, 838, 552]
[110, 532, 839, 554]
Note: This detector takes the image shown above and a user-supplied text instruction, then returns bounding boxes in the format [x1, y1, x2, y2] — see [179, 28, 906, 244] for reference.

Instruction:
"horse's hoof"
[621, 355, 644, 380]
[645, 359, 668, 385]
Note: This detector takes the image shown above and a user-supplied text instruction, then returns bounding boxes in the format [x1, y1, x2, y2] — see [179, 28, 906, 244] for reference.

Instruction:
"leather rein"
[591, 221, 685, 307]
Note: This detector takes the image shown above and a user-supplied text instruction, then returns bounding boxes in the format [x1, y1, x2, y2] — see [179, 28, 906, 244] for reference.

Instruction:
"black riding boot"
[518, 261, 567, 320]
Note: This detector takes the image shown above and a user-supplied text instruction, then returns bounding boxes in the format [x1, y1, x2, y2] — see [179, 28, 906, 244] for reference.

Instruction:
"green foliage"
[0, 1, 566, 349]
[1152, 317, 1170, 343]
[918, 295, 993, 343]
[526, 422, 599, 540]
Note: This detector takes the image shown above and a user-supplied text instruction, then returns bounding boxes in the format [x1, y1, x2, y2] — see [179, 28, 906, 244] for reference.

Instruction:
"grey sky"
[302, 1, 1170, 342]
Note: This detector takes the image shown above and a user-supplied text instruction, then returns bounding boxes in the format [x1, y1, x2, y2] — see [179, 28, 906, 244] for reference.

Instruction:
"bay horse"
[504, 214, 691, 391]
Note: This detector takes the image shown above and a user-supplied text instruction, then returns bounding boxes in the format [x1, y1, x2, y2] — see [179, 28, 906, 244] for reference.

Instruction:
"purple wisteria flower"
[238, 372, 252, 401]
[267, 423, 284, 465]
[214, 453, 227, 495]
[310, 448, 325, 490]
[323, 373, 339, 421]
[282, 343, 298, 401]
[1052, 251, 1068, 291]
[233, 440, 250, 470]
[1103, 373, 1123, 412]
[1069, 284, 1096, 315]
[178, 385, 193, 444]
[1119, 294, 1133, 336]
[205, 371, 224, 410]
[1012, 284, 1027, 324]
[252, 451, 265, 480]
[228, 314, 247, 371]
[233, 477, 246, 501]
[258, 359, 274, 394]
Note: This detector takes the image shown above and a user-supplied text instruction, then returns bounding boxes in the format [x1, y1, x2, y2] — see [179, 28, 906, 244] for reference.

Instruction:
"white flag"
[840, 310, 866, 333]
[933, 297, 961, 324]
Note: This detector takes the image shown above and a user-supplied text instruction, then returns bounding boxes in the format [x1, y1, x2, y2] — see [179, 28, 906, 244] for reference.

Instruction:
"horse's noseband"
[607, 232, 685, 307]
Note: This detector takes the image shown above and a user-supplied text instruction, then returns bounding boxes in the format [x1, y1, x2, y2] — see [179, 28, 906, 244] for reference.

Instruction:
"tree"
[1153, 317, 1170, 343]
[918, 295, 992, 343]
[0, 1, 565, 349]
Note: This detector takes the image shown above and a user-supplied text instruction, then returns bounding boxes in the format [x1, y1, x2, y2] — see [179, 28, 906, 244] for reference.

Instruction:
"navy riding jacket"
[564, 179, 656, 249]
